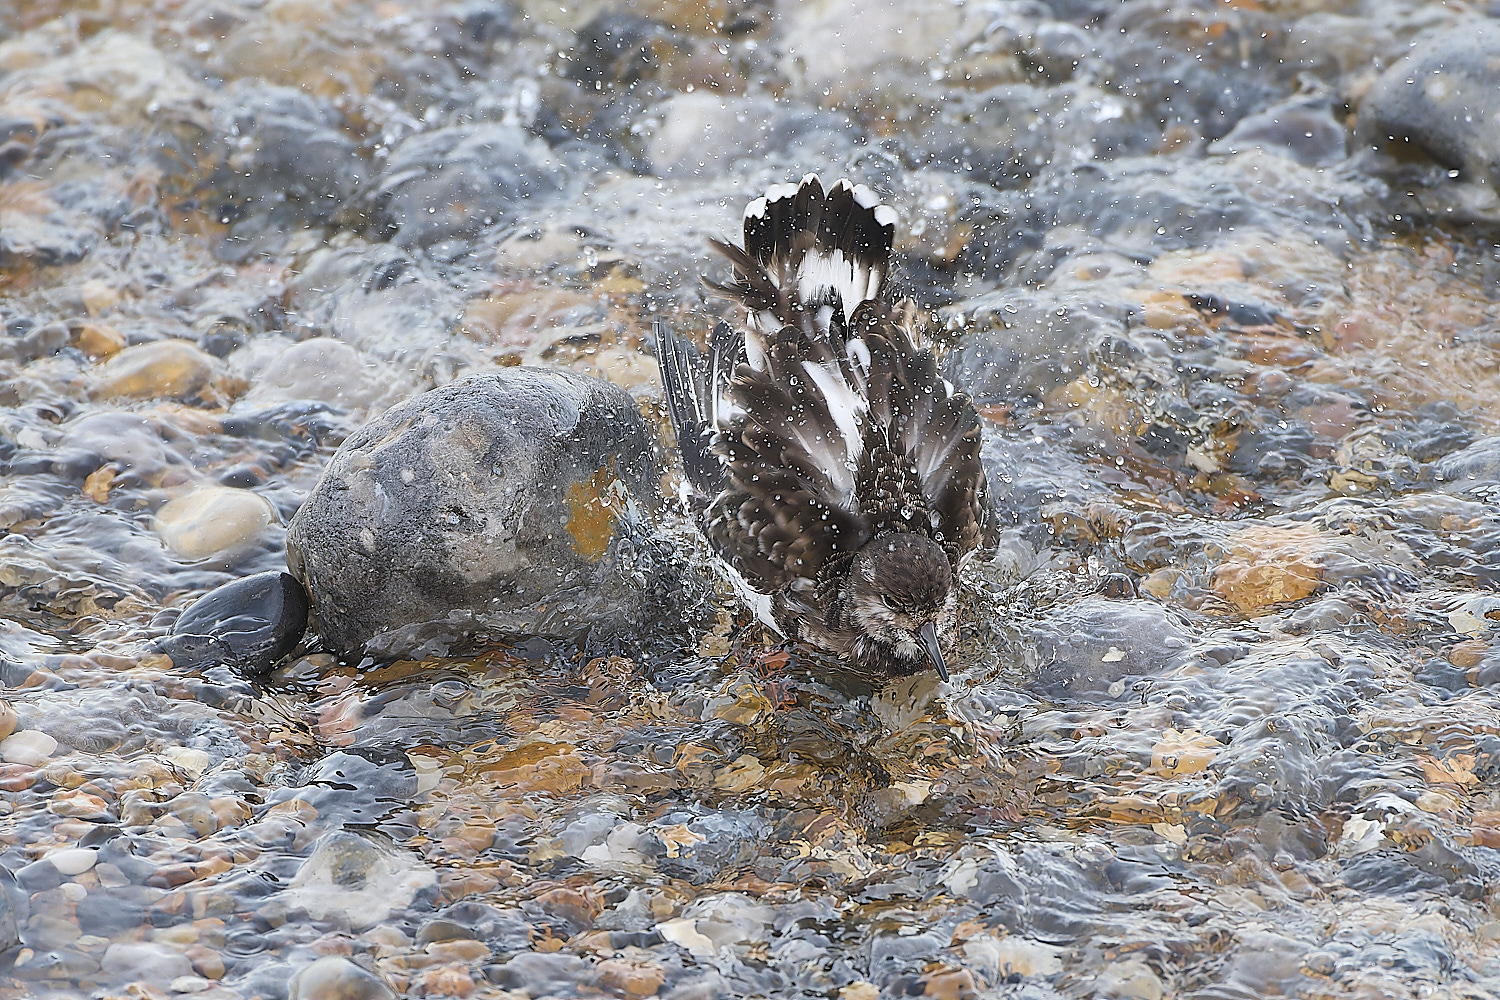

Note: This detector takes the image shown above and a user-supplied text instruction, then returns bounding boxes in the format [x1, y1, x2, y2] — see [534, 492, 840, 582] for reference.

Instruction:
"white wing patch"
[801, 359, 867, 472]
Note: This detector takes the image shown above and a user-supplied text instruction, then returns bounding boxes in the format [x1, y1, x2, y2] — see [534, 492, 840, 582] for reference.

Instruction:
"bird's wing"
[655, 320, 743, 497]
[858, 311, 988, 565]
[704, 322, 873, 593]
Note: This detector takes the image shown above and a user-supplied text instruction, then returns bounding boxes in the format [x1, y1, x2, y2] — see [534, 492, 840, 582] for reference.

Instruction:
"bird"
[655, 173, 989, 680]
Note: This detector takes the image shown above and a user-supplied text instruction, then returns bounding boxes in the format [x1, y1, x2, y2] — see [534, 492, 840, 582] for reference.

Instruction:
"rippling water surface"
[2, 1, 1500, 998]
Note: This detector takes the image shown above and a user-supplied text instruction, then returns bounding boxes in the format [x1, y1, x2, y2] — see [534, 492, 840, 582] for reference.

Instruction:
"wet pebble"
[1024, 598, 1192, 699]
[161, 570, 309, 675]
[484, 952, 590, 993]
[101, 940, 194, 985]
[153, 487, 279, 560]
[240, 338, 405, 412]
[287, 955, 396, 1000]
[285, 831, 436, 931]
[0, 865, 24, 952]
[1209, 93, 1347, 168]
[1358, 20, 1500, 186]
[373, 124, 562, 250]
[89, 341, 221, 401]
[46, 848, 97, 876]
[1, 728, 57, 765]
[1094, 959, 1164, 1000]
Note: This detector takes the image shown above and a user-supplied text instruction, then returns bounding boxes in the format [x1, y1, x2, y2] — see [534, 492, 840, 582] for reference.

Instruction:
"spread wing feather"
[705, 323, 872, 591]
[860, 312, 987, 563]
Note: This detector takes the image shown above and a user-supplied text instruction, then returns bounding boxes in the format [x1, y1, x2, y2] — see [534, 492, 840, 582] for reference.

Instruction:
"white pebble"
[170, 975, 213, 994]
[153, 487, 278, 559]
[162, 747, 211, 780]
[47, 847, 97, 876]
[1, 729, 58, 765]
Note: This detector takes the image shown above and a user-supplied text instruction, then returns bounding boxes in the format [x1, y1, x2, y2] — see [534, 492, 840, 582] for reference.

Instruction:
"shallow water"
[2, 0, 1500, 998]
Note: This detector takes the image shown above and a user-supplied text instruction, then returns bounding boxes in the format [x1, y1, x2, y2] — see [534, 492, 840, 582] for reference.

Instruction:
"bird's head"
[846, 533, 957, 680]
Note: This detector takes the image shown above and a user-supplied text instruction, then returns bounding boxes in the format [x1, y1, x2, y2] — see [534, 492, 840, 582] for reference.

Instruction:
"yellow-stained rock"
[598, 957, 667, 998]
[73, 322, 126, 358]
[92, 340, 218, 400]
[1149, 729, 1220, 777]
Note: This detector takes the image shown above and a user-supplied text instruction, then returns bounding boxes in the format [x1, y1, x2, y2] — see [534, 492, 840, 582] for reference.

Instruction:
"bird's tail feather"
[705, 174, 897, 336]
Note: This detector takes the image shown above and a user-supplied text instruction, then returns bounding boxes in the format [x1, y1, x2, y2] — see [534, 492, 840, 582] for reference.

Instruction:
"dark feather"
[654, 321, 726, 497]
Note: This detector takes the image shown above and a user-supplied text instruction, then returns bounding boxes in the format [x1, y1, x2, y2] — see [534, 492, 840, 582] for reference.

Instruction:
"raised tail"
[705, 174, 897, 339]
[654, 320, 738, 498]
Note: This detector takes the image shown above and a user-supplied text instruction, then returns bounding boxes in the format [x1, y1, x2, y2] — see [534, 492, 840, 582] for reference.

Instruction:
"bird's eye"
[880, 595, 899, 612]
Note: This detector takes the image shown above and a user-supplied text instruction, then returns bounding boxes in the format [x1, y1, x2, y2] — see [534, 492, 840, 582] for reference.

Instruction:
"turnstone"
[656, 174, 989, 680]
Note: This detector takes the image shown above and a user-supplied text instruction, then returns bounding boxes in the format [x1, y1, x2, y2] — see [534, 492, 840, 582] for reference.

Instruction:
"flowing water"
[2, 1, 1500, 998]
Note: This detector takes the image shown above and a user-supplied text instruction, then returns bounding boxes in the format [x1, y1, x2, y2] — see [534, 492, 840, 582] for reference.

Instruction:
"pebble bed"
[2, 1, 1500, 999]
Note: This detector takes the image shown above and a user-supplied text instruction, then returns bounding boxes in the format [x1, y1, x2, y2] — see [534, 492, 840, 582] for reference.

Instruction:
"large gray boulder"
[1357, 21, 1500, 187]
[286, 368, 691, 654]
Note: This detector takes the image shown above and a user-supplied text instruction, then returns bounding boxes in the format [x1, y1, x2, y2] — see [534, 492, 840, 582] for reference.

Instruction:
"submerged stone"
[287, 956, 396, 1000]
[285, 831, 436, 932]
[1358, 20, 1500, 187]
[153, 487, 279, 560]
[372, 123, 562, 249]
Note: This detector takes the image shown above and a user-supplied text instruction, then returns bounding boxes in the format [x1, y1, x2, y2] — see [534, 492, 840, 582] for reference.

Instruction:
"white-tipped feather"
[795, 249, 880, 322]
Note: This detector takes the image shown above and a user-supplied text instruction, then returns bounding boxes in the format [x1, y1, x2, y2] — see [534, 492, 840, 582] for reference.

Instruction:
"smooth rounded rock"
[372, 124, 561, 249]
[1209, 94, 1347, 168]
[0, 700, 15, 742]
[153, 487, 278, 559]
[285, 367, 687, 654]
[161, 570, 309, 676]
[45, 848, 97, 876]
[0, 865, 24, 952]
[1, 729, 58, 765]
[89, 340, 219, 400]
[286, 831, 435, 932]
[101, 941, 193, 985]
[1434, 436, 1500, 498]
[288, 956, 396, 1000]
[1358, 21, 1500, 186]
[242, 338, 399, 411]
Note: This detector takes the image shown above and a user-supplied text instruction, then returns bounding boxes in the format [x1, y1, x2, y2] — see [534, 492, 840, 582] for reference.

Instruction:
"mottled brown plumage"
[656, 174, 989, 679]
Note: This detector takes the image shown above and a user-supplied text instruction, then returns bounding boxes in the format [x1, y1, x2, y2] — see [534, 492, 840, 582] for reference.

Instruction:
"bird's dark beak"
[918, 621, 949, 682]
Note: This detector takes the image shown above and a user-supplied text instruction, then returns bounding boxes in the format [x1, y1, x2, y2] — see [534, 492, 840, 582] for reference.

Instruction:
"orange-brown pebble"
[420, 966, 477, 997]
[598, 957, 668, 998]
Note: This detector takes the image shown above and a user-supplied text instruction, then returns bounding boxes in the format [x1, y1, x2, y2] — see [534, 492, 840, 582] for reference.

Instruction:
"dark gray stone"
[1209, 93, 1348, 168]
[286, 368, 691, 654]
[0, 865, 23, 953]
[1358, 21, 1500, 187]
[1023, 597, 1194, 699]
[215, 83, 367, 221]
[946, 289, 1134, 405]
[1434, 435, 1500, 500]
[484, 952, 591, 993]
[161, 570, 308, 676]
[372, 124, 562, 249]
